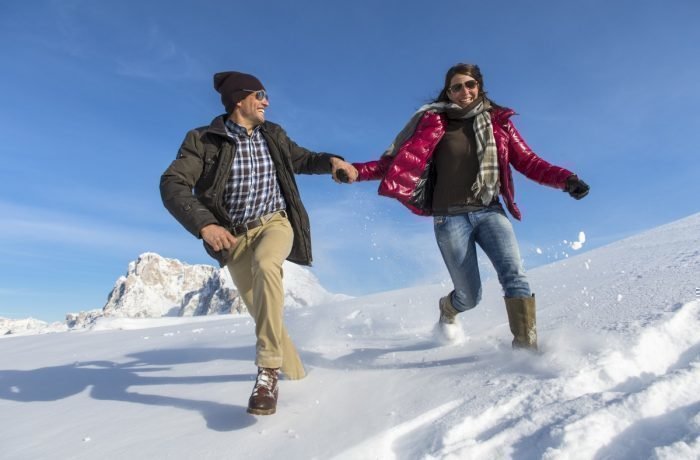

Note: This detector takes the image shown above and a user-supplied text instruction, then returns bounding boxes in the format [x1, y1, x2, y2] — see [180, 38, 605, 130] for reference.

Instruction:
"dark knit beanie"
[213, 71, 265, 114]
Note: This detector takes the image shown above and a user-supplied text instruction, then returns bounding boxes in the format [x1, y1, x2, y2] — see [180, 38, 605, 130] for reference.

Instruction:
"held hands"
[565, 175, 590, 200]
[330, 157, 358, 184]
[335, 169, 351, 183]
[200, 224, 237, 252]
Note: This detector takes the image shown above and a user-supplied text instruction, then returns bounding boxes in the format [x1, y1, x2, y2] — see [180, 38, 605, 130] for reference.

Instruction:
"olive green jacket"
[160, 115, 339, 266]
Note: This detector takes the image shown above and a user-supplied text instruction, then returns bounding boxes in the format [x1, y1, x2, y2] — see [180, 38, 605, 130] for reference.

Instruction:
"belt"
[230, 210, 287, 236]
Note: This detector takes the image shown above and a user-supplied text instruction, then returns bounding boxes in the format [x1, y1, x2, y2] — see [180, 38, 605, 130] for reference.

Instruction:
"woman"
[349, 63, 589, 350]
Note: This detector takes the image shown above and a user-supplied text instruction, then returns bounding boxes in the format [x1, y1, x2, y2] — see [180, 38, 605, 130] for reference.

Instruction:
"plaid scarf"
[383, 97, 499, 205]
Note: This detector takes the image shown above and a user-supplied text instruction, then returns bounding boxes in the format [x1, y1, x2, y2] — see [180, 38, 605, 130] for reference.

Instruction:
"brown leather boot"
[247, 367, 279, 415]
[439, 294, 460, 325]
[505, 295, 538, 351]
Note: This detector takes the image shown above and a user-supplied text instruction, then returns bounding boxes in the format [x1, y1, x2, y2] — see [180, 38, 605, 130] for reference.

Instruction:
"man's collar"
[225, 118, 262, 136]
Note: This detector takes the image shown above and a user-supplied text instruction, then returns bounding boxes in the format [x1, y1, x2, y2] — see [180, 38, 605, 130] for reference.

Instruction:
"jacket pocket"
[202, 157, 216, 175]
[203, 241, 230, 267]
[195, 154, 218, 192]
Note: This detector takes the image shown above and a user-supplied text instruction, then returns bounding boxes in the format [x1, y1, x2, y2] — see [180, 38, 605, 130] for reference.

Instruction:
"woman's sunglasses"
[242, 89, 268, 101]
[448, 80, 478, 93]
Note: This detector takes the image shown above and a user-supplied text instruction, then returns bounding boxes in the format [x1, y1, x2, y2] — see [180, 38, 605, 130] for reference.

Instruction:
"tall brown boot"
[438, 293, 460, 325]
[247, 367, 279, 415]
[505, 295, 538, 351]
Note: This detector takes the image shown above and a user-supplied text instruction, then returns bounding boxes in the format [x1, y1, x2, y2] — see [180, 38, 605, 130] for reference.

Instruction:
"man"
[160, 71, 357, 416]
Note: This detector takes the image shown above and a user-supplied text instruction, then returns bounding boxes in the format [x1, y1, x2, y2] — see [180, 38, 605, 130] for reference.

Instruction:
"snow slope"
[1, 213, 699, 460]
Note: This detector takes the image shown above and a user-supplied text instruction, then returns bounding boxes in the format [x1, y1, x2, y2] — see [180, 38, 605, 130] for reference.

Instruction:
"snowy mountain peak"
[103, 252, 223, 318]
[0, 317, 67, 336]
[102, 252, 345, 320]
[2, 253, 347, 335]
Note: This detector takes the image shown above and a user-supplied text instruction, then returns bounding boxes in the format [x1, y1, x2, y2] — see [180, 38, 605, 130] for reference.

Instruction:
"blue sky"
[1, 0, 699, 322]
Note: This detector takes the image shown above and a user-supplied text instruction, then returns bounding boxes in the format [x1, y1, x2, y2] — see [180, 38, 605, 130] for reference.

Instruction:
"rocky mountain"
[3, 252, 347, 334]
[0, 252, 348, 336]
[101, 252, 345, 319]
[102, 253, 233, 318]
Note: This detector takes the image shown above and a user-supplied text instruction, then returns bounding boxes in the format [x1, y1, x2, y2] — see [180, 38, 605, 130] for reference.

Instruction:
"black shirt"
[431, 116, 484, 215]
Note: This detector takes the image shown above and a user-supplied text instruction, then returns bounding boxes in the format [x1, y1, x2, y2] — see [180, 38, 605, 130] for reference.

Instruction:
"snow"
[570, 231, 586, 250]
[1, 213, 700, 459]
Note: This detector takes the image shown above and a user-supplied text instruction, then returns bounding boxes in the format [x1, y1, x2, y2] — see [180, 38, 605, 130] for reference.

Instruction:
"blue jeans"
[434, 206, 531, 312]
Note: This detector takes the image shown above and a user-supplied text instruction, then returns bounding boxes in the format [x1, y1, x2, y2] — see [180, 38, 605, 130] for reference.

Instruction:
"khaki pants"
[226, 212, 306, 380]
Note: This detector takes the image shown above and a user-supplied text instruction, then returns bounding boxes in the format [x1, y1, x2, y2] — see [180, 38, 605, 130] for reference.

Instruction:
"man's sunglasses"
[448, 80, 478, 93]
[242, 89, 268, 101]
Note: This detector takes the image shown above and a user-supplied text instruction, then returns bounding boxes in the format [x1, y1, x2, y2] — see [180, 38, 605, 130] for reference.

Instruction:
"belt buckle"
[233, 211, 286, 236]
[232, 222, 247, 236]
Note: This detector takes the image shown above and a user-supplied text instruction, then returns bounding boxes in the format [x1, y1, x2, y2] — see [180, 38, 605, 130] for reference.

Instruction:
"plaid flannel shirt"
[224, 120, 286, 225]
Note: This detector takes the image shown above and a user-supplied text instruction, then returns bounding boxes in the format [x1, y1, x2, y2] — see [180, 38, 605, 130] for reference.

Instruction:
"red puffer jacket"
[353, 108, 573, 220]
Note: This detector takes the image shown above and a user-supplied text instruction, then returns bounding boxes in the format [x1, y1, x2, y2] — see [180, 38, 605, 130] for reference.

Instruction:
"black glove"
[565, 175, 589, 200]
[335, 169, 350, 183]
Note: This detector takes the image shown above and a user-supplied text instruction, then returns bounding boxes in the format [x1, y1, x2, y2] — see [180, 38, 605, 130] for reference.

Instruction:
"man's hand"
[330, 157, 358, 184]
[200, 224, 238, 252]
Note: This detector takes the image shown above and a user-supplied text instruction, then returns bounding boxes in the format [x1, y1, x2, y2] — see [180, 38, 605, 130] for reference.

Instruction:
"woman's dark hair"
[434, 63, 503, 108]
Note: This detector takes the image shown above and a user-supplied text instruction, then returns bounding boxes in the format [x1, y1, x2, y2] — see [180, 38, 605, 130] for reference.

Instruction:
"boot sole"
[247, 407, 276, 416]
